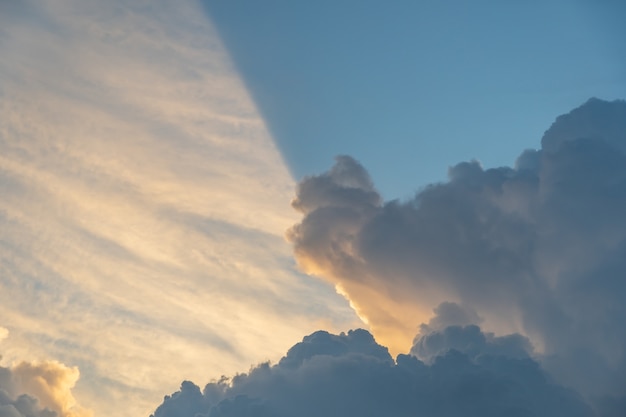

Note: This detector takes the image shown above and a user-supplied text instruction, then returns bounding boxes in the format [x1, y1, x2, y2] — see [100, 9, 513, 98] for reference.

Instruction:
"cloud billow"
[287, 98, 626, 406]
[0, 359, 90, 417]
[152, 325, 591, 417]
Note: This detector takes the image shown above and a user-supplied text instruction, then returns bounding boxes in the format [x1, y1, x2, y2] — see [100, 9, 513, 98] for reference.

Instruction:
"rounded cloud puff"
[151, 324, 591, 417]
[0, 359, 91, 417]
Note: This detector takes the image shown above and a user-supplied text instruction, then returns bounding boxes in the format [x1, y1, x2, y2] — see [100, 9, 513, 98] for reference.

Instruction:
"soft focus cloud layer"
[0, 1, 358, 416]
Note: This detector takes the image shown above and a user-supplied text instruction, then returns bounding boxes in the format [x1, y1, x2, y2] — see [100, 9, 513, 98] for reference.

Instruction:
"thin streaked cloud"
[0, 1, 359, 416]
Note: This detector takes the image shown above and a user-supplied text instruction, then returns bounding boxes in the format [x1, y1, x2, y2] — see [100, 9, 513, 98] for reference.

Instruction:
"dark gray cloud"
[418, 301, 482, 331]
[287, 99, 626, 409]
[0, 394, 56, 417]
[541, 98, 626, 153]
[411, 302, 533, 363]
[151, 326, 592, 417]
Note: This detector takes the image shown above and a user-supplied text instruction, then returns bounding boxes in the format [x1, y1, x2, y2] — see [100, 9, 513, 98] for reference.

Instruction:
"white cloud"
[0, 1, 359, 416]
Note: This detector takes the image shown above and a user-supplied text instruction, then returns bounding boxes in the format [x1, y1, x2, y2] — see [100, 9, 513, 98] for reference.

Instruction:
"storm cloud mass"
[152, 325, 591, 417]
[152, 99, 626, 416]
[289, 98, 626, 399]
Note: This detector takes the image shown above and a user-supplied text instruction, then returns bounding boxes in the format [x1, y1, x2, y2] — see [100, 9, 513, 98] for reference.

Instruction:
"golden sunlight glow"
[0, 1, 359, 416]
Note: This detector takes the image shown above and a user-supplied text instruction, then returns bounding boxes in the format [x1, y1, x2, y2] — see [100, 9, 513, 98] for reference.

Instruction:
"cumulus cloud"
[151, 327, 592, 417]
[411, 302, 533, 363]
[417, 301, 483, 332]
[0, 359, 91, 417]
[287, 98, 626, 407]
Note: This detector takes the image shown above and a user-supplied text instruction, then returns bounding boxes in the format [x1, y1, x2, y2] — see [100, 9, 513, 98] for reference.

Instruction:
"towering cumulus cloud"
[288, 98, 626, 409]
[151, 99, 625, 417]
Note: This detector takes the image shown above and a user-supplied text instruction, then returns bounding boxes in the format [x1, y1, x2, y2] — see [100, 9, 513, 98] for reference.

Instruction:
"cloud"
[411, 302, 533, 363]
[287, 98, 626, 406]
[541, 98, 626, 153]
[151, 327, 592, 417]
[0, 1, 359, 416]
[0, 359, 91, 417]
[417, 301, 483, 331]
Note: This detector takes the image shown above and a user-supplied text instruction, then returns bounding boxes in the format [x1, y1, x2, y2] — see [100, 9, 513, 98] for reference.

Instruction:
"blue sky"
[204, 0, 626, 199]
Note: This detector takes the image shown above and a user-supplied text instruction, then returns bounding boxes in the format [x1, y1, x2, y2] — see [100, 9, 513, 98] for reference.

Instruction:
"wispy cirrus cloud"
[0, 1, 358, 416]
[0, 357, 92, 417]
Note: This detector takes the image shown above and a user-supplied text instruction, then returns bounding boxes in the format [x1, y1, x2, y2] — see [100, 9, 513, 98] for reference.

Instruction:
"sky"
[0, 1, 625, 417]
[203, 0, 626, 199]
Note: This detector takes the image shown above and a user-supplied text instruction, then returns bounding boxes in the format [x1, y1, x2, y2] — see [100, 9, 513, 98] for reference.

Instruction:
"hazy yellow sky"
[0, 1, 360, 416]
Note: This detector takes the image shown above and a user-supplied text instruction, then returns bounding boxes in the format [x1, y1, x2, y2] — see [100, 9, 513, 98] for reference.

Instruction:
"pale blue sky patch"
[203, 0, 626, 199]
